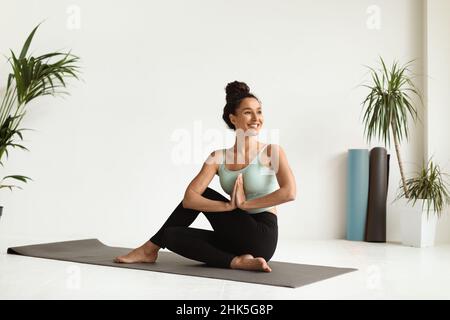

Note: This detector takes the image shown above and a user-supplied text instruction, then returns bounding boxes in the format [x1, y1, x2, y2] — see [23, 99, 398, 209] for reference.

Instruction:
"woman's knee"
[251, 242, 277, 262]
[263, 251, 275, 262]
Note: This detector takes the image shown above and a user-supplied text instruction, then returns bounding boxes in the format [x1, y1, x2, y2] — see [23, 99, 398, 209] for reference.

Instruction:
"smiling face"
[229, 97, 264, 134]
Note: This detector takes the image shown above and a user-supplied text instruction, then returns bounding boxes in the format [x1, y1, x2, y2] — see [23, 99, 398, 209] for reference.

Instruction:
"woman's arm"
[182, 151, 236, 212]
[240, 144, 296, 211]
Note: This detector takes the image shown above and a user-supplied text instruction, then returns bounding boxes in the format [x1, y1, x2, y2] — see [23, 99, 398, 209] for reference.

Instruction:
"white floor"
[1, 236, 450, 300]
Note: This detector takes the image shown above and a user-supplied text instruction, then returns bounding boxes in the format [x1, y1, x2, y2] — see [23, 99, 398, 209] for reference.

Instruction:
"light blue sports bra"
[218, 144, 279, 214]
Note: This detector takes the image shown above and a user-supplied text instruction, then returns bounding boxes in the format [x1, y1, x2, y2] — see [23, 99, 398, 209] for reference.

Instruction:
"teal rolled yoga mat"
[346, 149, 369, 241]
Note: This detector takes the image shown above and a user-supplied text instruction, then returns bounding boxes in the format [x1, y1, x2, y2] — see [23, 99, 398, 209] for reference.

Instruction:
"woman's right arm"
[182, 151, 237, 212]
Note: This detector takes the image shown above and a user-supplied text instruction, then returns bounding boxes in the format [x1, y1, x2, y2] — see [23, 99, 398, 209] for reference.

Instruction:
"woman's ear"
[229, 114, 236, 126]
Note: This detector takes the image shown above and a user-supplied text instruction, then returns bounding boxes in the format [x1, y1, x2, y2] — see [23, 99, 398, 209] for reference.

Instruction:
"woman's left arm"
[238, 144, 296, 211]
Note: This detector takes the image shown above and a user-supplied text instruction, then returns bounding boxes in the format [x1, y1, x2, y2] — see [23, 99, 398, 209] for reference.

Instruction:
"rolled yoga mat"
[7, 239, 357, 288]
[365, 147, 390, 242]
[346, 149, 370, 241]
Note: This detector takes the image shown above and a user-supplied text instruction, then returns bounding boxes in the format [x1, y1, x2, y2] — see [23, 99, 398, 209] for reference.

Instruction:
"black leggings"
[150, 187, 278, 268]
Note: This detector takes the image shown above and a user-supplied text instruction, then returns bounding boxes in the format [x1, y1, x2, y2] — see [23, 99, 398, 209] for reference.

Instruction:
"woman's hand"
[235, 173, 247, 209]
[226, 175, 240, 211]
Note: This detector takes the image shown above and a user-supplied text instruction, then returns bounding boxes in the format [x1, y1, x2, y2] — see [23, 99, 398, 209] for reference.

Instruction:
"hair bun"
[225, 81, 250, 103]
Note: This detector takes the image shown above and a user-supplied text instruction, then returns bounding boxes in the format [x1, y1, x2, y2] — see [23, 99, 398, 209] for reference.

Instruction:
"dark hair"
[222, 81, 260, 130]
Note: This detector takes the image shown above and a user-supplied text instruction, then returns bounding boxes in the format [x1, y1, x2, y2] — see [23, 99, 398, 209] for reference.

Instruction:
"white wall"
[425, 0, 450, 243]
[0, 0, 433, 247]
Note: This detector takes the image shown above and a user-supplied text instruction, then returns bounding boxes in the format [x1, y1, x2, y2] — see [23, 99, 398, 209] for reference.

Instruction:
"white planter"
[400, 199, 438, 248]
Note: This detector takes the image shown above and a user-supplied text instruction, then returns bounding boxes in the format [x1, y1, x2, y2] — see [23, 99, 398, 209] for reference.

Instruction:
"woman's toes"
[114, 256, 124, 263]
[256, 257, 272, 272]
[114, 255, 129, 263]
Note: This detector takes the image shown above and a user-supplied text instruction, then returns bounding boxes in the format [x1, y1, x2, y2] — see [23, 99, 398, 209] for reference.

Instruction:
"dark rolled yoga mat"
[365, 147, 390, 242]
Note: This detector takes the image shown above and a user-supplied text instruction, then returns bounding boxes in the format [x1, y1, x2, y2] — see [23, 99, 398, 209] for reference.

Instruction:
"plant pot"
[400, 199, 438, 248]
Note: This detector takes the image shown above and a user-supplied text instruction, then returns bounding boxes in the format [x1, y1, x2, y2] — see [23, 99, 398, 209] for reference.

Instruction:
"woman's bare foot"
[114, 241, 159, 264]
[230, 254, 272, 272]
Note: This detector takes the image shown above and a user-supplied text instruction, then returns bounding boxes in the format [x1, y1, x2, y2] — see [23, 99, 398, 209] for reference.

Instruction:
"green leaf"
[1, 175, 32, 183]
[19, 24, 41, 59]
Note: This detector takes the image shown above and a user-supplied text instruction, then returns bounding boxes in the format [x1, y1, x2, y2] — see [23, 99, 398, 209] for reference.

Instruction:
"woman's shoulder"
[259, 144, 285, 168]
[206, 149, 224, 162]
[261, 143, 283, 157]
[206, 149, 225, 175]
[209, 149, 226, 159]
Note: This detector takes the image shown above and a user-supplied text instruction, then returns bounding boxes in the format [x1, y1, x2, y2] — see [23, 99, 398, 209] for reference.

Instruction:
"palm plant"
[0, 112, 31, 190]
[0, 23, 81, 191]
[361, 57, 422, 198]
[396, 159, 450, 218]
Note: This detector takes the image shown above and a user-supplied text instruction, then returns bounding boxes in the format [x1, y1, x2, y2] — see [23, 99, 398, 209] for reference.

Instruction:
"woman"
[115, 81, 296, 272]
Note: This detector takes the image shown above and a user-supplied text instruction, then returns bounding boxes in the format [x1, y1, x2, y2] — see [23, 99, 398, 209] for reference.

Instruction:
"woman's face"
[229, 97, 264, 135]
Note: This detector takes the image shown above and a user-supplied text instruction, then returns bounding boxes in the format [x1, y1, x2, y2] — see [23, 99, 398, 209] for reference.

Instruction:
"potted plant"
[0, 23, 81, 219]
[361, 57, 421, 198]
[395, 159, 450, 247]
[360, 57, 450, 246]
[0, 113, 32, 195]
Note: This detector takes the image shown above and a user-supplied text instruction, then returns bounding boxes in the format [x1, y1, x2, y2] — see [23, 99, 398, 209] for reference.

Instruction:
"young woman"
[115, 81, 296, 272]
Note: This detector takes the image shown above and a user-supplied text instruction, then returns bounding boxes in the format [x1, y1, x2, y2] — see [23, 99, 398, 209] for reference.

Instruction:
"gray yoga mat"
[7, 238, 357, 288]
